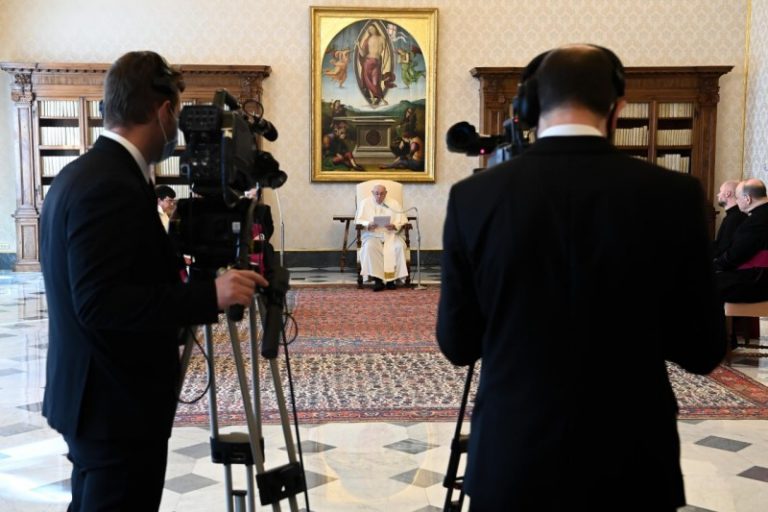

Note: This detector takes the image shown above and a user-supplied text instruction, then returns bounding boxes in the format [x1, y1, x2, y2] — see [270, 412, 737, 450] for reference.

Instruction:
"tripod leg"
[246, 465, 256, 512]
[176, 328, 196, 399]
[204, 324, 242, 512]
[247, 298, 265, 465]
[225, 316, 269, 489]
[224, 465, 235, 512]
[246, 298, 262, 512]
[203, 325, 222, 436]
[443, 362, 475, 512]
[268, 358, 301, 512]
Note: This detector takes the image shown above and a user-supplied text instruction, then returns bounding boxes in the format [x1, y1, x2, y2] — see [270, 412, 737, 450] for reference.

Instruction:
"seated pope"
[355, 184, 408, 291]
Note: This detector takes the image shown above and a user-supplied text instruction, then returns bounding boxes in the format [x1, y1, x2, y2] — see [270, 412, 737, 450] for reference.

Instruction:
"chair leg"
[725, 316, 733, 366]
[405, 252, 411, 287]
[357, 259, 363, 288]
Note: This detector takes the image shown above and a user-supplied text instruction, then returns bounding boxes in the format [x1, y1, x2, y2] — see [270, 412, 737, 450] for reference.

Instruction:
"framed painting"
[310, 7, 438, 182]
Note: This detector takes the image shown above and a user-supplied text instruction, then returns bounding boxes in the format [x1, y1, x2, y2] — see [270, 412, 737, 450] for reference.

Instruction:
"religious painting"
[311, 7, 437, 182]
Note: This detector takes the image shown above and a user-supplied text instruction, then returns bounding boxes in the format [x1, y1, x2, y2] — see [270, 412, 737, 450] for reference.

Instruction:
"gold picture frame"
[311, 7, 438, 182]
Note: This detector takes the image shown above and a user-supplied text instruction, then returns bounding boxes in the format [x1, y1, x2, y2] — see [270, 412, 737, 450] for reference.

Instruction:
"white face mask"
[157, 105, 178, 162]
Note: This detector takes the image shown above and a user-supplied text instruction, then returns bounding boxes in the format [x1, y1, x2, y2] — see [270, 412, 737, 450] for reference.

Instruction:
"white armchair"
[354, 179, 412, 287]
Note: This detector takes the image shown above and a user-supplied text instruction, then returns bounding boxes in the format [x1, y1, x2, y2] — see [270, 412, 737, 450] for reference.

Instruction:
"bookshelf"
[1, 62, 271, 271]
[470, 65, 732, 235]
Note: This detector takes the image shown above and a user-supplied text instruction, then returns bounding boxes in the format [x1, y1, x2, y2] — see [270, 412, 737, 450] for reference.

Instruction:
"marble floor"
[0, 269, 767, 512]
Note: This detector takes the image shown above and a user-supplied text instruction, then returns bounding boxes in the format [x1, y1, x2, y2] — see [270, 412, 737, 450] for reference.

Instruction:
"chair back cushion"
[356, 179, 403, 210]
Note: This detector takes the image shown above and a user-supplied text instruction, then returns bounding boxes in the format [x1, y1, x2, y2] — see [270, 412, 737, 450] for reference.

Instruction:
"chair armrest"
[402, 223, 412, 247]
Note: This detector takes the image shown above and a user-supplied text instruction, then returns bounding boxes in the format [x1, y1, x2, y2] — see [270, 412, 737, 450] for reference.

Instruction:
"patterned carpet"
[174, 286, 768, 426]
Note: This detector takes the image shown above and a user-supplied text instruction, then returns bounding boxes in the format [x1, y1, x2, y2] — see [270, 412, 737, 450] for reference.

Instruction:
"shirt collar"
[101, 129, 152, 183]
[537, 124, 604, 139]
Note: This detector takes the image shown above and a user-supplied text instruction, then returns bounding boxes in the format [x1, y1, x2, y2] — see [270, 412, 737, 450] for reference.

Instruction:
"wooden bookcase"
[470, 66, 732, 235]
[1, 62, 271, 271]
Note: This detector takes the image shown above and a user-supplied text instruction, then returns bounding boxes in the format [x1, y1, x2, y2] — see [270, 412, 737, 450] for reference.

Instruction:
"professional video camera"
[446, 111, 531, 168]
[179, 89, 285, 199]
[169, 89, 288, 355]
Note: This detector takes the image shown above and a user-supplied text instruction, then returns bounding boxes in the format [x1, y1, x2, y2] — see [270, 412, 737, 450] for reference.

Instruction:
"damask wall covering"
[0, 0, 758, 258]
[745, 1, 768, 182]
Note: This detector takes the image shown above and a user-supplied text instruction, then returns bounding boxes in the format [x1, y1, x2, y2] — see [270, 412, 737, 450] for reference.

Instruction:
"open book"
[373, 215, 391, 227]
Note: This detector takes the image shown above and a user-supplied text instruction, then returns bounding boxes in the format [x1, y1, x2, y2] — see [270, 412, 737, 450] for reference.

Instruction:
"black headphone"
[512, 45, 626, 127]
[149, 53, 180, 97]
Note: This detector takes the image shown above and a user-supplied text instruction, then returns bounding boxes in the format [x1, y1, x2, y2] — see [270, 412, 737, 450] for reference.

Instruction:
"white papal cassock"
[355, 196, 408, 283]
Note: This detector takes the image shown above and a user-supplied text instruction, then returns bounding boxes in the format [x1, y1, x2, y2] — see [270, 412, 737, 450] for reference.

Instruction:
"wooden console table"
[333, 215, 356, 272]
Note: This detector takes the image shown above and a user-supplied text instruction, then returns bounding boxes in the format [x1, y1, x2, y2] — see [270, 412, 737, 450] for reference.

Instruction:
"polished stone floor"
[0, 269, 766, 511]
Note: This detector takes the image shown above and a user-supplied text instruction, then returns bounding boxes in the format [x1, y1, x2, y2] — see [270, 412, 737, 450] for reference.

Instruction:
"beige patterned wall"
[0, 0, 749, 254]
[745, 0, 768, 181]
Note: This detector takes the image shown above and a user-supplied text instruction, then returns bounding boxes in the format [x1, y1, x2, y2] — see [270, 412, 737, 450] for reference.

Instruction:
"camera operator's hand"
[215, 269, 268, 309]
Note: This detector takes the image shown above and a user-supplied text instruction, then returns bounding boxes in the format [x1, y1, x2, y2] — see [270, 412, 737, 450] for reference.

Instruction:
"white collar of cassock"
[537, 124, 603, 138]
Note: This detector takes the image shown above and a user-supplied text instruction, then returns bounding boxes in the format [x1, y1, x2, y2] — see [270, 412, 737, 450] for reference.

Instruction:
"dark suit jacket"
[40, 136, 219, 441]
[714, 202, 768, 271]
[713, 205, 747, 259]
[437, 136, 725, 511]
[713, 202, 768, 302]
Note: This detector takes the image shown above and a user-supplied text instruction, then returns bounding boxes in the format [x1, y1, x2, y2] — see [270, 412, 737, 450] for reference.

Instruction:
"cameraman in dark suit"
[437, 44, 725, 511]
[39, 51, 267, 511]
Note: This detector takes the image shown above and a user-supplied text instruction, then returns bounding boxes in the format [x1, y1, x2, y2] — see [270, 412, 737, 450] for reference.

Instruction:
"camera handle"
[226, 198, 259, 322]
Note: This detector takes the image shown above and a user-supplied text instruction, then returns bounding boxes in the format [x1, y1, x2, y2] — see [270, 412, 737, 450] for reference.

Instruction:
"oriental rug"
[174, 286, 768, 426]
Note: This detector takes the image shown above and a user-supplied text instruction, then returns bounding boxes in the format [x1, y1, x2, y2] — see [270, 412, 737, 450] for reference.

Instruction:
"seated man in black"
[715, 178, 768, 302]
[713, 179, 747, 259]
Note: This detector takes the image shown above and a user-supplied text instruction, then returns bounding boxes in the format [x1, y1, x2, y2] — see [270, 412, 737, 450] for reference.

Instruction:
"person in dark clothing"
[713, 179, 747, 258]
[437, 44, 725, 512]
[39, 51, 266, 511]
[715, 178, 768, 302]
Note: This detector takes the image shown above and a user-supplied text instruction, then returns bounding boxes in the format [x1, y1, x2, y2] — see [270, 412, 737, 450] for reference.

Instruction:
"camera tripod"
[442, 362, 475, 512]
[178, 294, 308, 511]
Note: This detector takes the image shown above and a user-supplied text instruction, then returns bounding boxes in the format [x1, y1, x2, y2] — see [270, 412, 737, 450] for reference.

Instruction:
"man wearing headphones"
[437, 45, 724, 511]
[40, 51, 266, 510]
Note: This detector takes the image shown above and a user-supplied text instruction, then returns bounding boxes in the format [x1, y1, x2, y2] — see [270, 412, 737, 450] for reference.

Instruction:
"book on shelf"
[89, 127, 105, 144]
[41, 155, 78, 177]
[656, 153, 690, 173]
[168, 184, 190, 199]
[618, 102, 649, 119]
[87, 100, 102, 118]
[88, 126, 104, 145]
[40, 126, 80, 147]
[39, 100, 79, 118]
[656, 129, 692, 146]
[155, 156, 180, 177]
[658, 102, 693, 118]
[614, 126, 649, 146]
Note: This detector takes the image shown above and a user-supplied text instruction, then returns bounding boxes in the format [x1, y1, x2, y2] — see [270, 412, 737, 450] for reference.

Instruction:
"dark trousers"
[64, 435, 169, 512]
[716, 268, 768, 302]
